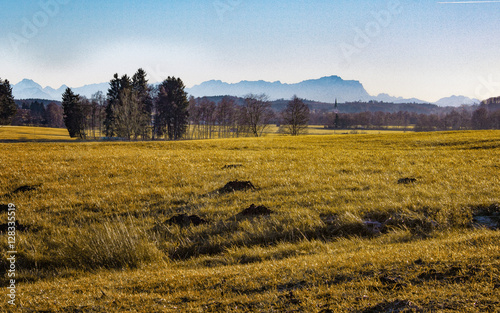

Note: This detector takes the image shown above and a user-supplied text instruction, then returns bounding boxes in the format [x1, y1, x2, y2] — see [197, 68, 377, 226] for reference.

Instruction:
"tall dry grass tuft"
[55, 217, 165, 270]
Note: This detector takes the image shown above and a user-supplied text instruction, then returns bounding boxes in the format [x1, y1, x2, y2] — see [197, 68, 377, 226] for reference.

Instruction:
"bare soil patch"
[378, 275, 408, 289]
[359, 299, 422, 313]
[3, 184, 41, 197]
[166, 214, 208, 227]
[398, 177, 417, 184]
[236, 204, 274, 218]
[222, 164, 243, 169]
[217, 180, 256, 194]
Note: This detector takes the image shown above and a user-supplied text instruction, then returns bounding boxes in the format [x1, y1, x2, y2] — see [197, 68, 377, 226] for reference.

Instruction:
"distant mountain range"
[12, 76, 480, 107]
[434, 95, 479, 107]
[12, 79, 108, 102]
[185, 76, 480, 106]
[186, 76, 373, 103]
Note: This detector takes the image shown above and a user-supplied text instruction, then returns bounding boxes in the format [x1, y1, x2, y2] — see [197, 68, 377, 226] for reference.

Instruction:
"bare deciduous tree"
[280, 95, 310, 136]
[199, 97, 216, 139]
[216, 97, 237, 138]
[188, 96, 200, 139]
[91, 91, 106, 138]
[45, 102, 64, 128]
[240, 94, 274, 137]
[114, 89, 141, 140]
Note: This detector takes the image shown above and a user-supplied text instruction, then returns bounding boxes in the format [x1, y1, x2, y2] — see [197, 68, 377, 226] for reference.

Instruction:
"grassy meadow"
[0, 126, 75, 142]
[0, 127, 499, 312]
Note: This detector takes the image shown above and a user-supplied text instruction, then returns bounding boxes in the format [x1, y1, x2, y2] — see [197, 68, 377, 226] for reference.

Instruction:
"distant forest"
[4, 70, 500, 138]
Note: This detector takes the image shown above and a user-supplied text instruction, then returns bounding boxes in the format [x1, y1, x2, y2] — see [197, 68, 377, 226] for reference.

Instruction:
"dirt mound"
[398, 177, 417, 184]
[218, 180, 256, 193]
[379, 275, 408, 289]
[416, 267, 460, 282]
[360, 299, 422, 313]
[3, 184, 41, 197]
[236, 204, 274, 217]
[166, 214, 207, 227]
[13, 185, 41, 193]
[222, 164, 243, 169]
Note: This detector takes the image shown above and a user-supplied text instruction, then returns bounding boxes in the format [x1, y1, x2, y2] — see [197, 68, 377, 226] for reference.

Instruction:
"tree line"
[10, 100, 64, 128]
[321, 105, 500, 131]
[59, 70, 191, 140]
[59, 69, 310, 140]
[3, 71, 500, 135]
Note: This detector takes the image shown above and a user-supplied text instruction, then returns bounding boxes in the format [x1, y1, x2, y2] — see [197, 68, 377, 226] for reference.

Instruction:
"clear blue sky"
[1, 0, 499, 101]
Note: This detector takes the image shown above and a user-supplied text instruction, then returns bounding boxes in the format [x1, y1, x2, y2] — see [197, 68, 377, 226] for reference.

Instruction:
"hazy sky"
[1, 0, 499, 101]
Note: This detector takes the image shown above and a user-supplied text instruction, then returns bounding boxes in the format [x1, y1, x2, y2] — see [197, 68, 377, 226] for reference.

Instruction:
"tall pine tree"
[132, 69, 153, 139]
[62, 88, 85, 138]
[104, 74, 121, 137]
[155, 77, 189, 140]
[0, 78, 17, 125]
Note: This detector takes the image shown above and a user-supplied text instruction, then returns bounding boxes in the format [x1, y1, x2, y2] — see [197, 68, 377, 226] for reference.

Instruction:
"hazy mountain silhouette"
[12, 79, 108, 101]
[373, 93, 429, 104]
[435, 95, 479, 107]
[186, 76, 373, 103]
[11, 76, 479, 107]
[12, 79, 54, 100]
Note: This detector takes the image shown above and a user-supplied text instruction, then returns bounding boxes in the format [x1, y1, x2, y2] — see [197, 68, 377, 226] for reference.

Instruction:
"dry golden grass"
[0, 129, 499, 312]
[0, 126, 74, 141]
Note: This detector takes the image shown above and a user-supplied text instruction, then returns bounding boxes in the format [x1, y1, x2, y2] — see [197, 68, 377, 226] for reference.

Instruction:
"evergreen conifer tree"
[62, 88, 85, 138]
[0, 78, 17, 125]
[104, 74, 121, 137]
[154, 77, 189, 140]
[132, 69, 153, 139]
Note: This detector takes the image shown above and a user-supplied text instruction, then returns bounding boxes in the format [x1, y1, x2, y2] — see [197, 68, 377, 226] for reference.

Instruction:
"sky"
[1, 0, 500, 102]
